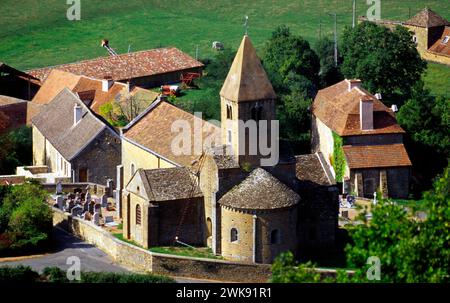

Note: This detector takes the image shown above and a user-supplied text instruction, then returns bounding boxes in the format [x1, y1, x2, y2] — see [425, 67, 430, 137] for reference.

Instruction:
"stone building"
[28, 47, 204, 88]
[31, 88, 121, 184]
[121, 35, 339, 263]
[360, 8, 450, 65]
[311, 79, 412, 199]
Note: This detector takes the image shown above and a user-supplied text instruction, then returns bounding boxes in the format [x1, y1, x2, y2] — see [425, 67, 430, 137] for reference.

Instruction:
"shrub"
[0, 265, 39, 282]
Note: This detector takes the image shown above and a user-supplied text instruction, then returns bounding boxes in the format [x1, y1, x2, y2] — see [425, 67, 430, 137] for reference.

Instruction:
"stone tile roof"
[123, 100, 221, 167]
[312, 79, 405, 136]
[343, 144, 412, 169]
[27, 47, 204, 82]
[220, 35, 276, 102]
[295, 153, 335, 186]
[31, 88, 113, 161]
[428, 27, 450, 57]
[138, 167, 202, 202]
[405, 8, 450, 28]
[219, 168, 299, 210]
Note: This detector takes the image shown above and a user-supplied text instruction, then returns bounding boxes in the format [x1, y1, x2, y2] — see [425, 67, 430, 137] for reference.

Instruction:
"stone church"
[122, 35, 338, 263]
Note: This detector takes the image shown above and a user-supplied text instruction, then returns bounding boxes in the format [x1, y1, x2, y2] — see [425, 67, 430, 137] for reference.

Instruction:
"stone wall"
[52, 207, 274, 282]
[0, 175, 25, 185]
[71, 129, 121, 185]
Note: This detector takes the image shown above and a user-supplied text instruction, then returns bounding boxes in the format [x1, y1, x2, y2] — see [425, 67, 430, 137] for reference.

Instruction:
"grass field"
[0, 0, 449, 96]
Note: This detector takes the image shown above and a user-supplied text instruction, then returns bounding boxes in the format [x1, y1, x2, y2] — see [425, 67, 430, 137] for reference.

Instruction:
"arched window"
[130, 163, 135, 176]
[270, 229, 280, 244]
[230, 228, 238, 242]
[226, 105, 233, 120]
[136, 204, 141, 225]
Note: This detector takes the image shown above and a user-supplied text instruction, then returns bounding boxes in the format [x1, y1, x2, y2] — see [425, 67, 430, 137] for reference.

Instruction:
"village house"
[311, 79, 412, 199]
[360, 8, 450, 66]
[121, 35, 339, 264]
[31, 88, 121, 184]
[28, 47, 204, 88]
[31, 69, 159, 117]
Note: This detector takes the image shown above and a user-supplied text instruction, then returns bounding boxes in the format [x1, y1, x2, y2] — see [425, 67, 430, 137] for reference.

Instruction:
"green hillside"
[0, 0, 449, 96]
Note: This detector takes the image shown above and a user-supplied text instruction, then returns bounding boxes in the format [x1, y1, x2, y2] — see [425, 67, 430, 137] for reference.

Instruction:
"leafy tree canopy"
[397, 82, 450, 157]
[341, 22, 426, 105]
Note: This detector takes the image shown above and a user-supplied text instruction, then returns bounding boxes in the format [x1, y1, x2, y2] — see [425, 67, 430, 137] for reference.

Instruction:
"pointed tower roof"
[220, 35, 276, 102]
[405, 8, 450, 28]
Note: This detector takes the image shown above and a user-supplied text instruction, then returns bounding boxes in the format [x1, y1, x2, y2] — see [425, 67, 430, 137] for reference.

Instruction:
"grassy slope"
[0, 0, 448, 96]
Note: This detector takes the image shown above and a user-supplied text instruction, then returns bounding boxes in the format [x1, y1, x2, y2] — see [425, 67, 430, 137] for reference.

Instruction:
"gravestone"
[56, 196, 64, 210]
[92, 212, 100, 226]
[104, 216, 114, 223]
[83, 201, 89, 213]
[71, 205, 83, 217]
[100, 195, 108, 208]
[80, 193, 86, 202]
[67, 200, 75, 213]
[56, 181, 63, 195]
[85, 192, 91, 204]
[94, 203, 102, 216]
[88, 201, 95, 214]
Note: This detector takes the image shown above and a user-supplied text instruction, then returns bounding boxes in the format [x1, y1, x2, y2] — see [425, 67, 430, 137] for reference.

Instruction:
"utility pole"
[329, 12, 338, 67]
[352, 0, 356, 28]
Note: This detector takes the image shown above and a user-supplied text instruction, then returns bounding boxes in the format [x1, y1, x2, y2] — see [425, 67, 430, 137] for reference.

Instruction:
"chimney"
[102, 77, 114, 92]
[375, 93, 382, 100]
[346, 79, 362, 92]
[74, 103, 82, 126]
[360, 97, 373, 130]
[391, 104, 398, 113]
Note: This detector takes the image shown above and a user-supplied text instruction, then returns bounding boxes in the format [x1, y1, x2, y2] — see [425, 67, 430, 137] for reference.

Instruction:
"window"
[226, 105, 233, 120]
[130, 163, 135, 176]
[412, 35, 418, 44]
[230, 228, 238, 242]
[442, 36, 450, 44]
[270, 229, 280, 244]
[136, 204, 141, 225]
[228, 130, 232, 144]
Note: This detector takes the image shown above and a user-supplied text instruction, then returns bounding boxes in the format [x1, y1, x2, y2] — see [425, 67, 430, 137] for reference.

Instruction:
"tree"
[397, 82, 449, 157]
[0, 126, 32, 175]
[270, 167, 450, 283]
[314, 36, 344, 88]
[341, 22, 426, 106]
[263, 25, 320, 96]
[0, 182, 52, 255]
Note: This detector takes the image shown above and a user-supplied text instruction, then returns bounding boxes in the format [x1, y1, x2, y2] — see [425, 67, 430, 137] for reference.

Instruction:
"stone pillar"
[355, 172, 363, 197]
[379, 170, 389, 199]
[252, 214, 258, 263]
[147, 204, 159, 248]
[115, 165, 124, 218]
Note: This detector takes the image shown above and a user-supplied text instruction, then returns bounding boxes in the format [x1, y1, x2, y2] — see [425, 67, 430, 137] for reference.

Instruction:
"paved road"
[0, 228, 218, 283]
[0, 228, 127, 274]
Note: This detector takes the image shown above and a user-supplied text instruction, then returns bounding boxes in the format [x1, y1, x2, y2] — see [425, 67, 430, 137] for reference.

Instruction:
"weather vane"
[244, 15, 249, 35]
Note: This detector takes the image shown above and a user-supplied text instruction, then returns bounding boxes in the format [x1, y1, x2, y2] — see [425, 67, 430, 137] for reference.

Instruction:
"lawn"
[112, 233, 220, 260]
[0, 1, 448, 97]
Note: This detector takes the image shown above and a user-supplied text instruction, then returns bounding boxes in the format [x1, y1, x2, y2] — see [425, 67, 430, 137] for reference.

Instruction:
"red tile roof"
[123, 100, 221, 167]
[312, 80, 405, 137]
[343, 144, 412, 169]
[428, 27, 450, 58]
[27, 47, 204, 82]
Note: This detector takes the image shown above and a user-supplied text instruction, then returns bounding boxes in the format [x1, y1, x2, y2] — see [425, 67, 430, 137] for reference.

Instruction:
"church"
[121, 35, 339, 264]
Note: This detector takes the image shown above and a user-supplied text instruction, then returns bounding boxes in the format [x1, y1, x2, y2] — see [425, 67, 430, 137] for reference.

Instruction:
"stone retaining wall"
[52, 208, 271, 282]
